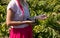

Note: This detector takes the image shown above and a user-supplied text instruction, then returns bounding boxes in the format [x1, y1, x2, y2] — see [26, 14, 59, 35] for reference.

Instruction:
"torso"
[7, 0, 30, 28]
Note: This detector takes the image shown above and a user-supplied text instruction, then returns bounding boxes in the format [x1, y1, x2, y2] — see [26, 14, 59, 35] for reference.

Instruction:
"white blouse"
[7, 0, 30, 28]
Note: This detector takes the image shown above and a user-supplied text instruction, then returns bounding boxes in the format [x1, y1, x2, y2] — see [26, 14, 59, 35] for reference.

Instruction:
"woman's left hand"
[35, 14, 47, 20]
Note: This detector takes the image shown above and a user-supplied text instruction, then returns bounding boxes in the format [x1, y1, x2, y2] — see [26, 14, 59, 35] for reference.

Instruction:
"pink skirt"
[9, 25, 33, 38]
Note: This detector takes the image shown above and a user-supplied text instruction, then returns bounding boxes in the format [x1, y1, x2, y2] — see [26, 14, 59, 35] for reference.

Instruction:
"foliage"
[27, 0, 60, 38]
[0, 0, 60, 38]
[0, 1, 9, 37]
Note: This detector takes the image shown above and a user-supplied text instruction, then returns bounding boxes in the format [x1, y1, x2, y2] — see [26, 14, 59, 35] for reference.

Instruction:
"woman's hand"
[35, 14, 47, 20]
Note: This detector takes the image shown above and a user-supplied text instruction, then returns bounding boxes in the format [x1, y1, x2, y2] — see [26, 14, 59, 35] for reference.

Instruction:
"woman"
[6, 0, 35, 38]
[6, 0, 46, 38]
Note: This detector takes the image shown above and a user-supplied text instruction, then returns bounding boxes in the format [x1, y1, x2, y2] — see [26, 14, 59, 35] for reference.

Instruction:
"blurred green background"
[0, 0, 60, 38]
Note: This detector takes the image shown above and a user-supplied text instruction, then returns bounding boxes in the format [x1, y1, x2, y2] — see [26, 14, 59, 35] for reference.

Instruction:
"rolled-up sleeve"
[7, 0, 16, 12]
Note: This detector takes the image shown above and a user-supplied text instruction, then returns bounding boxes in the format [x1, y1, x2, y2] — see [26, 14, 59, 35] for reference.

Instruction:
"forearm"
[7, 20, 34, 26]
[8, 21, 24, 26]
